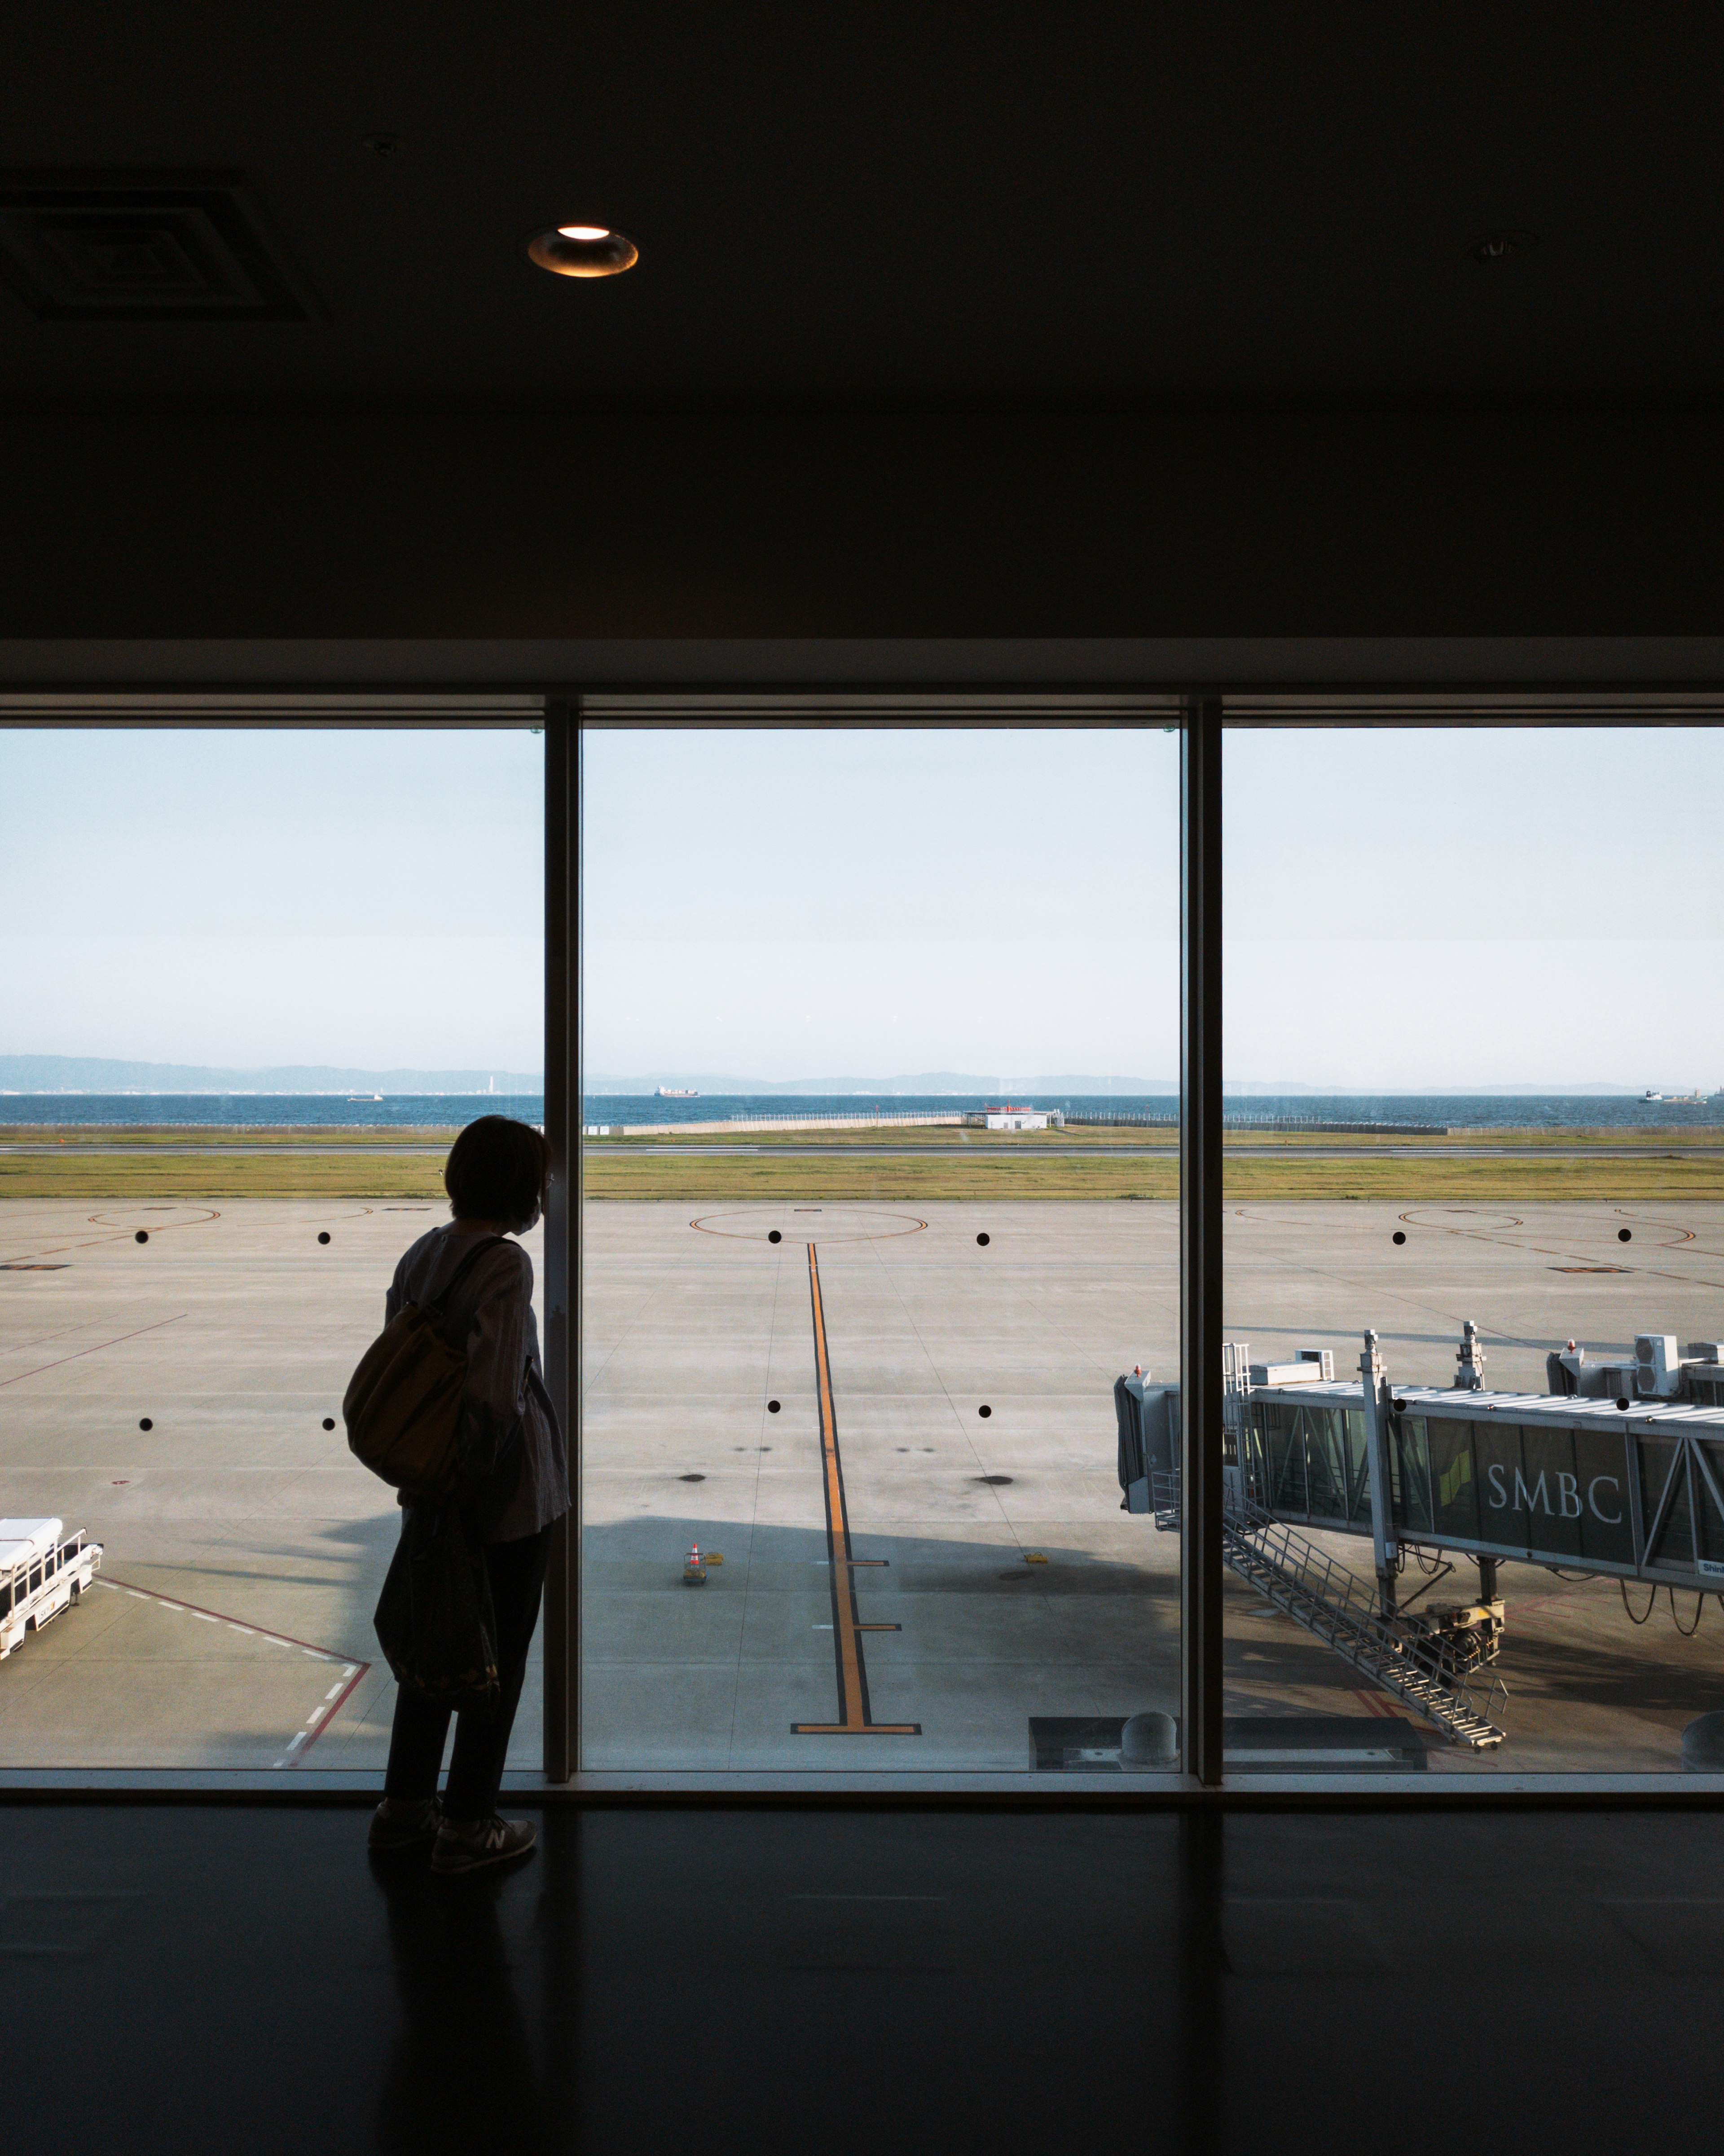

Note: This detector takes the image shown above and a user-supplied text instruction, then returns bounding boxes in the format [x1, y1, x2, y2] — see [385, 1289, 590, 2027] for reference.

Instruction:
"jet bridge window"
[1637, 1433, 1724, 1574]
[1254, 1403, 1369, 1530]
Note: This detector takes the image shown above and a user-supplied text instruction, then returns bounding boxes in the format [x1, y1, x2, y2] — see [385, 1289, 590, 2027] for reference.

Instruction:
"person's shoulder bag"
[343, 1234, 509, 1499]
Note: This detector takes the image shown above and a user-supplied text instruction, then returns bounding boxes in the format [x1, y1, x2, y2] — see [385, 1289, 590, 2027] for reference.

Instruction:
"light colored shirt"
[386, 1224, 568, 1543]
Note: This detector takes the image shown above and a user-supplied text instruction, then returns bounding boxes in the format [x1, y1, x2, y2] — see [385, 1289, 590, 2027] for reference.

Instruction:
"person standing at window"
[368, 1115, 567, 1873]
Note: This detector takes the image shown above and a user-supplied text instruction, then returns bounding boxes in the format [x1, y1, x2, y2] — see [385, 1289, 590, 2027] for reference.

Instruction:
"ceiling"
[3, 2, 1722, 413]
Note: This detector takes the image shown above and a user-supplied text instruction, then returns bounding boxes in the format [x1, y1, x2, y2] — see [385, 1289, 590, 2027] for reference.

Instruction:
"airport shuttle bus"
[0, 1518, 103, 1661]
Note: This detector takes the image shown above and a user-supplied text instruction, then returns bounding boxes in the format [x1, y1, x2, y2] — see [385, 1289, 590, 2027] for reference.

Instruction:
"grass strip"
[0, 1155, 449, 1200]
[585, 1152, 1724, 1204]
[4, 1140, 1720, 1204]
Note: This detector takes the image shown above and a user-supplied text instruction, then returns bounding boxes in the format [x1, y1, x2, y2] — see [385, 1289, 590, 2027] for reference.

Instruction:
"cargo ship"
[655, 1087, 699, 1098]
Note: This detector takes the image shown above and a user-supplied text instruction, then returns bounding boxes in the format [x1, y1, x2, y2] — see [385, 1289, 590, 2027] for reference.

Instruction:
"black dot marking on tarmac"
[978, 1404, 992, 1418]
[322, 1418, 336, 1431]
[977, 1474, 1013, 1486]
[135, 1231, 149, 1243]
[138, 1418, 152, 1431]
[318, 1232, 331, 1244]
[976, 1233, 990, 1246]
[1392, 1231, 1406, 1245]
[680, 1473, 705, 1482]
[767, 1399, 781, 1412]
[768, 1230, 782, 1243]
[1618, 1229, 1633, 1242]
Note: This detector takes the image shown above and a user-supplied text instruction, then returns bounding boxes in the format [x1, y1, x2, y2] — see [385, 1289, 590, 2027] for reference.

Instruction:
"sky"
[586, 725, 1724, 1090]
[5, 722, 1721, 1089]
[582, 727, 1180, 1082]
[0, 728, 545, 1071]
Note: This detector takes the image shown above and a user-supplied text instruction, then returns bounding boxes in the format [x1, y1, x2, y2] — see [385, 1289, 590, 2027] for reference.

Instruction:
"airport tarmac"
[584, 1195, 1724, 1772]
[0, 1197, 541, 1772]
[3, 1194, 1722, 1775]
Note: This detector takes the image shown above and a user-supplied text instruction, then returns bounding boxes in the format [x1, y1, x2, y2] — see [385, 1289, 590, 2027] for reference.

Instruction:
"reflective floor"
[5, 1799, 1721, 2155]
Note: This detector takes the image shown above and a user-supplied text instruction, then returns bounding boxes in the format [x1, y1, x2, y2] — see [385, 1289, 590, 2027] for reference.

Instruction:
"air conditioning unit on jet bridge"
[1635, 1334, 1683, 1398]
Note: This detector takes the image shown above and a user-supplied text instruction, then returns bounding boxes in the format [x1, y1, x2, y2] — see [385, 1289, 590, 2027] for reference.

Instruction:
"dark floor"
[4, 1800, 1722, 2154]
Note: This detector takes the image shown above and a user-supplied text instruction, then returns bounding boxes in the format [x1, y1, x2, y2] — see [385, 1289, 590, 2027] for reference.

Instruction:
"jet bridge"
[1133, 1318, 1724, 1747]
[1242, 1376, 1724, 1600]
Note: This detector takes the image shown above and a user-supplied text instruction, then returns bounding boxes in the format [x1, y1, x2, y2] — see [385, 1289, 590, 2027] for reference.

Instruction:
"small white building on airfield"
[981, 1104, 1051, 1131]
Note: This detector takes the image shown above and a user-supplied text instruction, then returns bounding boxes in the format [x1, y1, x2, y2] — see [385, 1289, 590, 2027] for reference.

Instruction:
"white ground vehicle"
[0, 1518, 103, 1660]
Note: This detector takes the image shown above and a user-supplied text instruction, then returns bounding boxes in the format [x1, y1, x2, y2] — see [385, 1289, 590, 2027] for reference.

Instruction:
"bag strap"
[428, 1233, 511, 1321]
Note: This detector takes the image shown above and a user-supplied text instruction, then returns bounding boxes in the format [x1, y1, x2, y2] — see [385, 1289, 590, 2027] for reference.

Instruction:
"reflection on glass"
[0, 727, 544, 1769]
[1221, 725, 1724, 1772]
[580, 724, 1180, 1772]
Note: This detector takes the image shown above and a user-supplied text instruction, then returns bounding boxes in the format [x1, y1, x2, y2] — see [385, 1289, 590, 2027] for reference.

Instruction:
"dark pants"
[384, 1522, 552, 1822]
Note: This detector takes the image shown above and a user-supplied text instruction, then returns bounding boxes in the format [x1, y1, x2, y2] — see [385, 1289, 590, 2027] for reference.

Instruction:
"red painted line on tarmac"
[0, 1318, 104, 1357]
[100, 1574, 358, 1663]
[99, 1574, 372, 1765]
[294, 1659, 373, 1764]
[0, 1311, 187, 1388]
[0, 1209, 220, 1266]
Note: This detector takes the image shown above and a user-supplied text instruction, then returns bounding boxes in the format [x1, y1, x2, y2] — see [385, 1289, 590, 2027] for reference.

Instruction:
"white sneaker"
[430, 1814, 538, 1875]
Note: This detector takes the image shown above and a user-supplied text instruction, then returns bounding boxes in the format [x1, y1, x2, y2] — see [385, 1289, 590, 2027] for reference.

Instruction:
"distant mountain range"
[1, 1056, 543, 1094]
[4, 1057, 1650, 1098]
[583, 1071, 1644, 1097]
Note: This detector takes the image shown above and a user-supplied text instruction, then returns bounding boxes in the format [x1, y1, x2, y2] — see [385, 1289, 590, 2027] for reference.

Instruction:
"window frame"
[5, 683, 1724, 1804]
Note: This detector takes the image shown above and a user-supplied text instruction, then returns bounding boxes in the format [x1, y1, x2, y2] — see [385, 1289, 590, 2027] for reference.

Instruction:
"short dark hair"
[444, 1115, 550, 1228]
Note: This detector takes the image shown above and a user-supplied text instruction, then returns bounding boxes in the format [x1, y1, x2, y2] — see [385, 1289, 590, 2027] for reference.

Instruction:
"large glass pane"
[1223, 723, 1724, 1774]
[580, 723, 1181, 1774]
[0, 726, 543, 1770]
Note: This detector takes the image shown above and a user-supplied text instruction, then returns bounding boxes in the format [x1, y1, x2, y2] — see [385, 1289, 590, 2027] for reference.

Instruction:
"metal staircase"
[1154, 1476, 1507, 1748]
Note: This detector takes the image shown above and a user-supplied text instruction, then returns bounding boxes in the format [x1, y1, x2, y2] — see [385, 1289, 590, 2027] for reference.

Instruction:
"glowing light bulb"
[528, 224, 638, 277]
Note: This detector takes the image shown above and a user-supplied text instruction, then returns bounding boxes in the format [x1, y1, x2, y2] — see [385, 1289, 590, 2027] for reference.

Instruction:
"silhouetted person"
[368, 1115, 567, 1874]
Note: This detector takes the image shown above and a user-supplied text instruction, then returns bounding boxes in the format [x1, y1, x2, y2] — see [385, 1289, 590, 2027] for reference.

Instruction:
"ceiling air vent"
[0, 170, 321, 322]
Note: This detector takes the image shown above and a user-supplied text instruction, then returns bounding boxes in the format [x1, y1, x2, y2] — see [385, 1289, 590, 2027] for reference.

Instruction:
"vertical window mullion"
[1180, 696, 1225, 1786]
[542, 698, 577, 1780]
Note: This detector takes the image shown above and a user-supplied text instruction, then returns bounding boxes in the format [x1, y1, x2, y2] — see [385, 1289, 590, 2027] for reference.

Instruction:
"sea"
[3, 1092, 1723, 1130]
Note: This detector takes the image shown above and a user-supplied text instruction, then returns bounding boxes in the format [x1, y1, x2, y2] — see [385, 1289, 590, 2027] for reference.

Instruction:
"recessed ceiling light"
[528, 224, 638, 278]
[1470, 229, 1535, 263]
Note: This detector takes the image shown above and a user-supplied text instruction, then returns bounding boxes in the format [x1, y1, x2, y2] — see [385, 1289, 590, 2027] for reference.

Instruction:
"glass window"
[1223, 723, 1724, 1772]
[579, 723, 1181, 1776]
[0, 726, 543, 1771]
